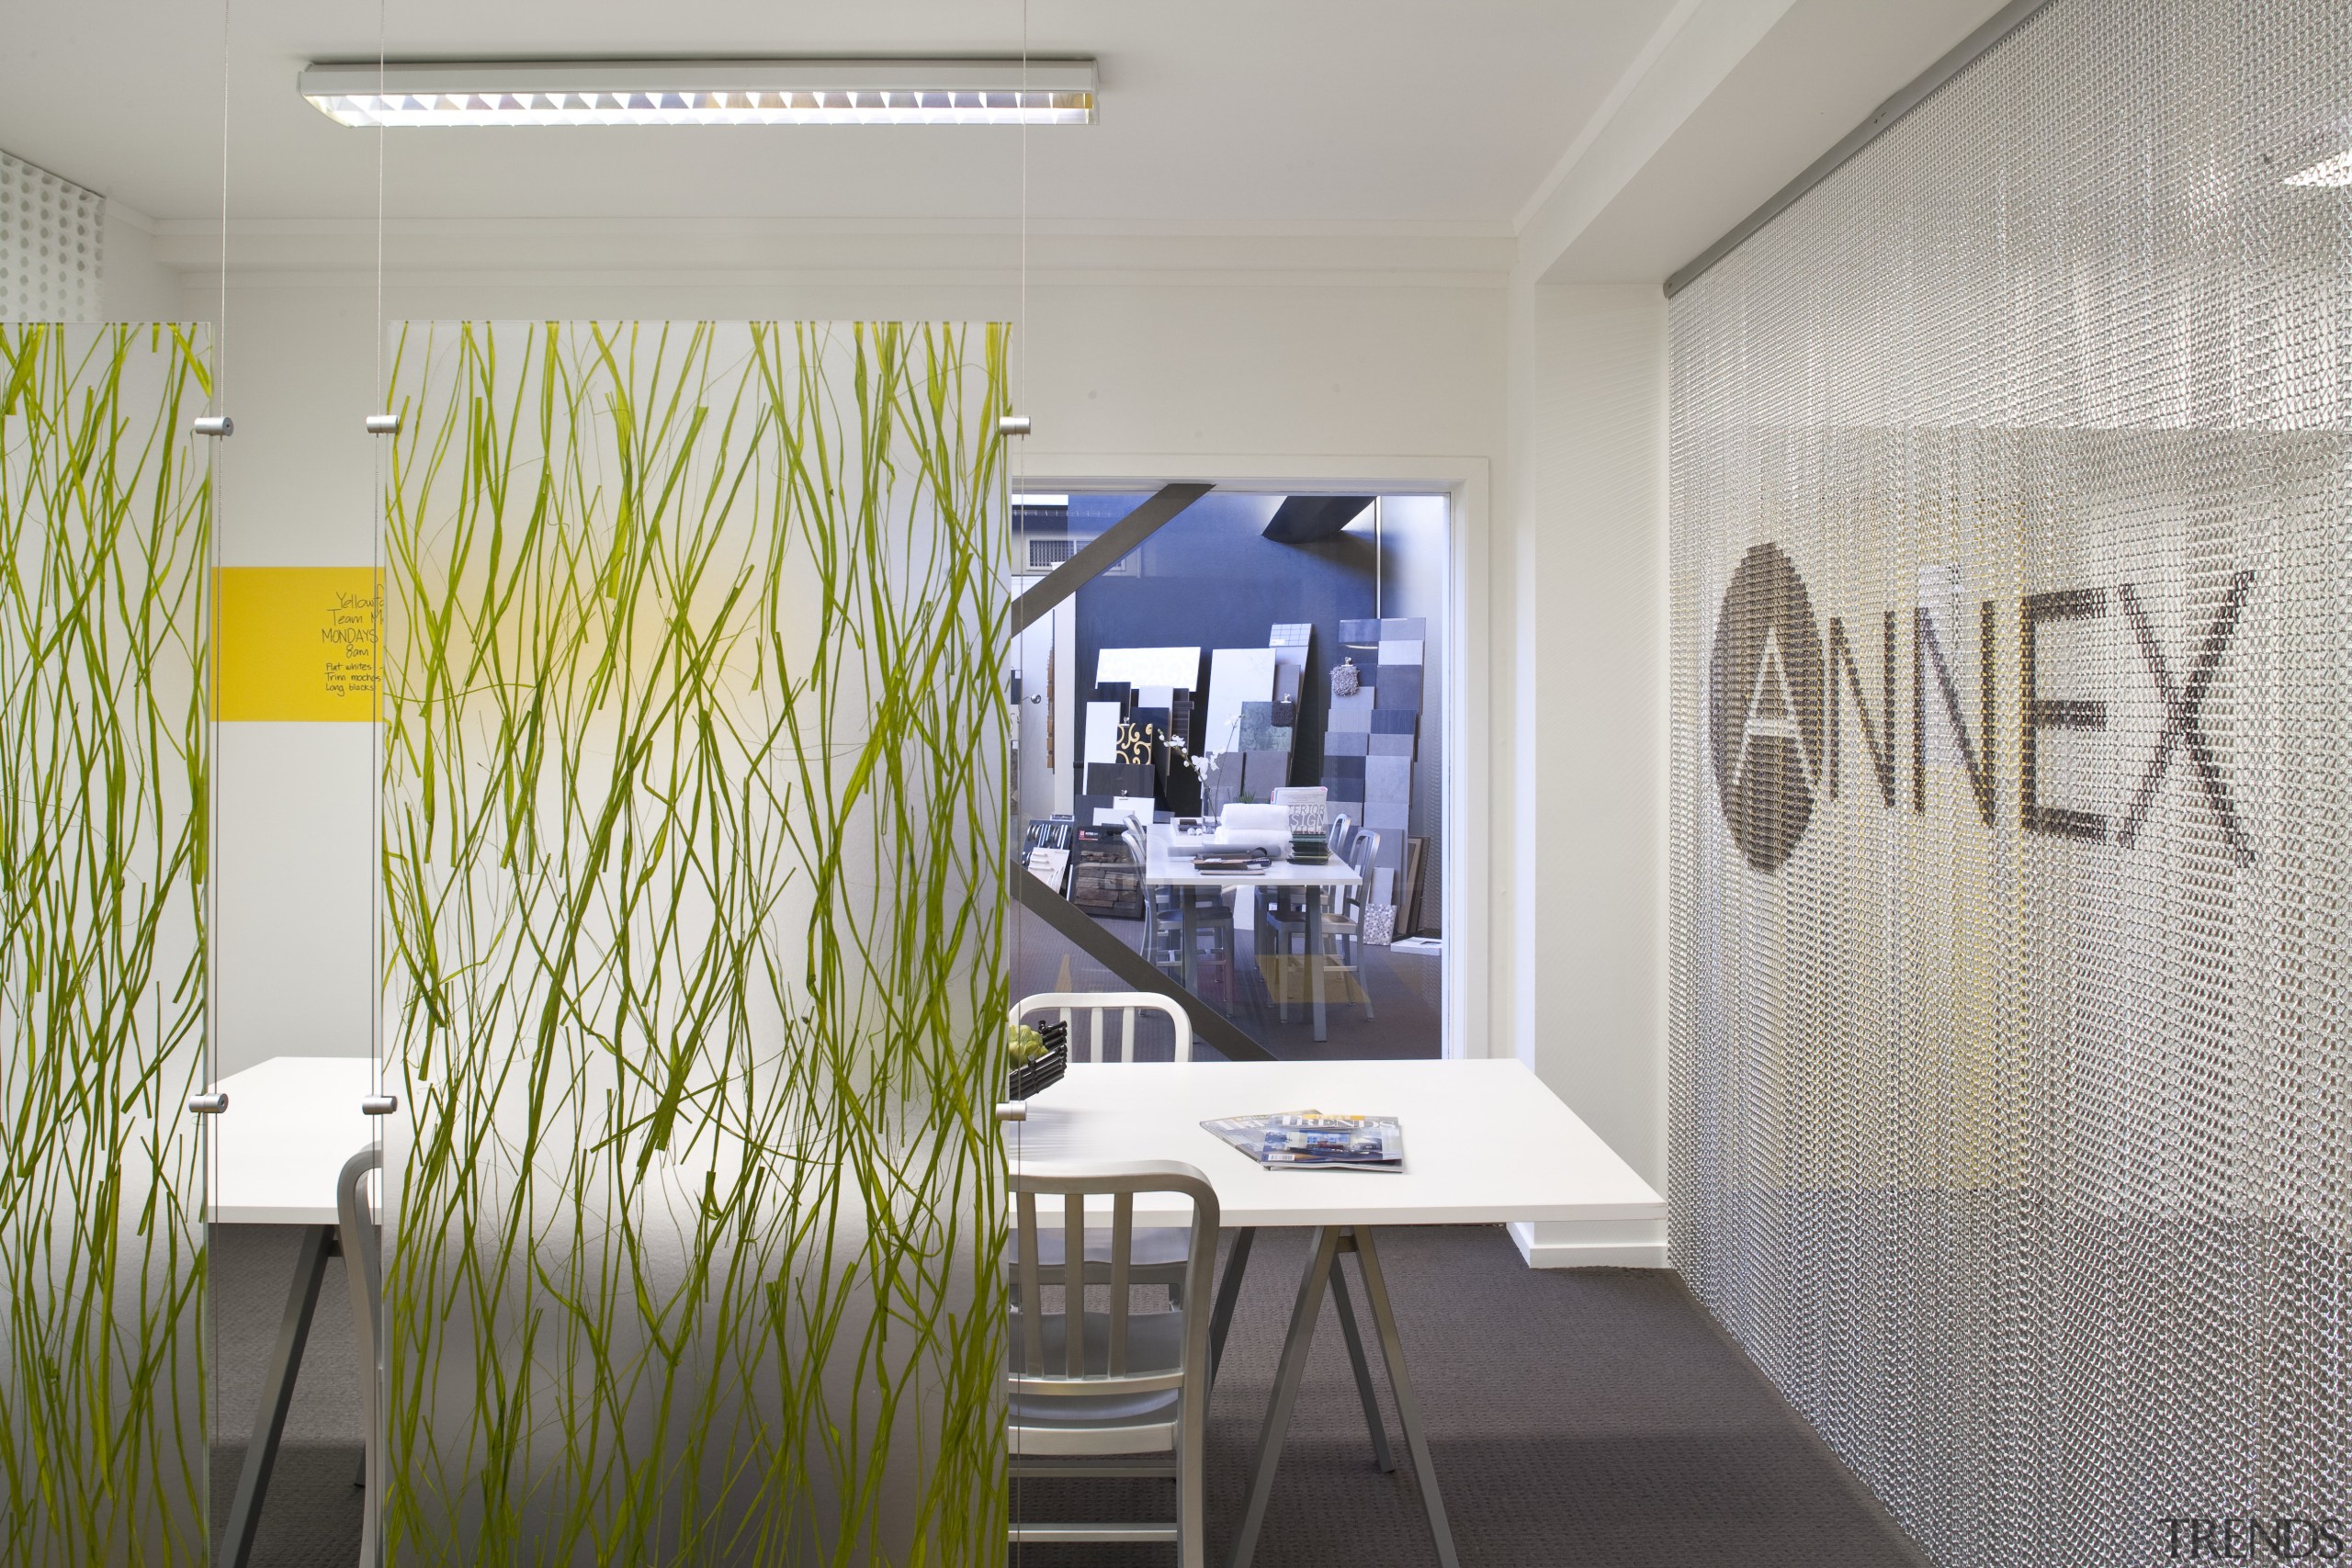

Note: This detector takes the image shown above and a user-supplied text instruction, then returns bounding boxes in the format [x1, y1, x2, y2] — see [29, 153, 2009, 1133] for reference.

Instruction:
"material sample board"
[1095, 646, 1202, 690]
[1083, 701, 1125, 765]
[1204, 647, 1277, 754]
[1320, 616, 1427, 942]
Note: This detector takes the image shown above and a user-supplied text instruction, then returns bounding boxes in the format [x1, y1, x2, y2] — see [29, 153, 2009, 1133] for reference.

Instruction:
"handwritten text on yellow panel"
[216, 567, 380, 722]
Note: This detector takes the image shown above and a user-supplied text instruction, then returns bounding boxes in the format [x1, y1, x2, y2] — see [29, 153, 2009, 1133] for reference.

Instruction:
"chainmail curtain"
[1668, 1, 2350, 1562]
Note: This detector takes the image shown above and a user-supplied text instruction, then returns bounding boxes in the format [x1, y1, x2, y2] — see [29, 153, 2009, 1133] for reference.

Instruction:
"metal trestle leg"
[1225, 1226, 1456, 1568]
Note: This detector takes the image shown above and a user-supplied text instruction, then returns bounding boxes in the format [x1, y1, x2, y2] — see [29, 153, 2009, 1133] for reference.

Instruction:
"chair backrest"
[1342, 829, 1382, 917]
[338, 1144, 385, 1565]
[1013, 991, 1196, 1063]
[1328, 812, 1356, 861]
[1011, 1160, 1219, 1385]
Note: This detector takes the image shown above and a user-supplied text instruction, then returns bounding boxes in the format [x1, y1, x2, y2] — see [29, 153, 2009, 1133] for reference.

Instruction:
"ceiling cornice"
[144, 216, 1517, 289]
[1513, 0, 1797, 284]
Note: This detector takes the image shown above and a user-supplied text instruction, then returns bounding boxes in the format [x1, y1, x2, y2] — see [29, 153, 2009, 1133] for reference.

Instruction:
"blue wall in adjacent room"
[1062, 491, 1379, 793]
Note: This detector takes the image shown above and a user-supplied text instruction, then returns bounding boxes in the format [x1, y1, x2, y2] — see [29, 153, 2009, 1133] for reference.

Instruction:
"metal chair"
[1263, 829, 1381, 1021]
[336, 1145, 383, 1568]
[1145, 886, 1237, 1002]
[1013, 990, 1195, 1063]
[1009, 992, 1196, 1297]
[1007, 1161, 1219, 1564]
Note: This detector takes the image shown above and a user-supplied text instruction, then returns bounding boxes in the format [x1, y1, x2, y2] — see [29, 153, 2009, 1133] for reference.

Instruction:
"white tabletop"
[1010, 1058, 1664, 1229]
[1141, 831, 1362, 890]
[209, 1055, 377, 1225]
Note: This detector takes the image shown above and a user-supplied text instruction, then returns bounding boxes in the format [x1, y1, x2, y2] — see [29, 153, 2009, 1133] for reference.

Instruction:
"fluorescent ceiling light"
[300, 59, 1096, 128]
[2283, 150, 2352, 186]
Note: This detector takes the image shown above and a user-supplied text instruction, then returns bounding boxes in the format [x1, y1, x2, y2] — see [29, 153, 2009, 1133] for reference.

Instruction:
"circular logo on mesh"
[1709, 543, 1824, 873]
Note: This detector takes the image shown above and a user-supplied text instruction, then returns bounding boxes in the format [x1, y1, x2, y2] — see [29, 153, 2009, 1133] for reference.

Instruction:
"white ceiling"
[2, 0, 2022, 284]
[0, 0, 1679, 226]
[1532, 0, 2022, 283]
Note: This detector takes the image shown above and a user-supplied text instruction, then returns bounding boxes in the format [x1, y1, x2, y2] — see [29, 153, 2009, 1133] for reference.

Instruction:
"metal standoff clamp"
[364, 412, 401, 434]
[994, 1100, 1028, 1123]
[187, 1091, 229, 1114]
[996, 414, 1033, 437]
[361, 1094, 399, 1115]
[192, 415, 233, 438]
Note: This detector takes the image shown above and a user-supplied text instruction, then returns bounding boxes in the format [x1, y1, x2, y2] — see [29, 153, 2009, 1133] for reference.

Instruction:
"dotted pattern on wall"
[0, 152, 101, 322]
[1668, 2, 2350, 1564]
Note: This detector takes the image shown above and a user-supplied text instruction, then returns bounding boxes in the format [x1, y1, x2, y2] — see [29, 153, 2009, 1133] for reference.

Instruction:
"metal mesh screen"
[1668, 1, 2352, 1562]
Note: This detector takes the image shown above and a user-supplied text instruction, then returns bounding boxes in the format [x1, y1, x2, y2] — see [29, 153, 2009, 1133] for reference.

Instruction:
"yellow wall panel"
[216, 567, 379, 722]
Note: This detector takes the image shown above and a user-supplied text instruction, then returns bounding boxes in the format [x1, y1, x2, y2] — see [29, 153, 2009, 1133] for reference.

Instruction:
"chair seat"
[1009, 1308, 1188, 1450]
[1268, 907, 1358, 939]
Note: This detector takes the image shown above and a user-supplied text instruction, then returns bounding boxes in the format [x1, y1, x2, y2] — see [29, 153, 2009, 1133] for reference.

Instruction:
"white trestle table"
[207, 1055, 379, 1568]
[1138, 831, 1363, 1041]
[1010, 1057, 1667, 1568]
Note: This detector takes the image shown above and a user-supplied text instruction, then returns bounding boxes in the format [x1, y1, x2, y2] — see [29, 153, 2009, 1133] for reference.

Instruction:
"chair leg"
[1272, 894, 1294, 1023]
[1178, 1405, 1207, 1568]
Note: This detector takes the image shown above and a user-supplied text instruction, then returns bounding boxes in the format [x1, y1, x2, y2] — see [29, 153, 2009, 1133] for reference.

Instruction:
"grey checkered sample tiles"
[1668, 2, 2352, 1564]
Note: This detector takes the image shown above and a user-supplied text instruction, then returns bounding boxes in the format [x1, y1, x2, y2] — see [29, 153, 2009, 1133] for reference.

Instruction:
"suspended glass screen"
[0, 323, 214, 1562]
[379, 321, 1009, 1561]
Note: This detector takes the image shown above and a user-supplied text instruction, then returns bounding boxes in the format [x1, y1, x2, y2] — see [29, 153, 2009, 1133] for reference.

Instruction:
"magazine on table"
[1201, 1111, 1405, 1172]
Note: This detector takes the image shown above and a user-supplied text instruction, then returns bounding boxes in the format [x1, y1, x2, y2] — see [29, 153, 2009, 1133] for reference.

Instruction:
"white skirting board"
[1510, 1218, 1668, 1269]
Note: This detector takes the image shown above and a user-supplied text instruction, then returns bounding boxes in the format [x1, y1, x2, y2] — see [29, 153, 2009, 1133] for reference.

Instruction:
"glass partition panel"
[379, 321, 1007, 1562]
[1008, 490, 1446, 1060]
[0, 323, 213, 1563]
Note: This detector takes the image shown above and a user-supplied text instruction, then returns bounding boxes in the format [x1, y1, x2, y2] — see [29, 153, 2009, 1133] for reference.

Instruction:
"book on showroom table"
[1201, 1111, 1405, 1172]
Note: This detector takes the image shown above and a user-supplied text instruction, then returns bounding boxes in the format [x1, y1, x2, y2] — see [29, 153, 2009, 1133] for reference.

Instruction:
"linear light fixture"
[299, 58, 1097, 128]
[2283, 150, 2352, 186]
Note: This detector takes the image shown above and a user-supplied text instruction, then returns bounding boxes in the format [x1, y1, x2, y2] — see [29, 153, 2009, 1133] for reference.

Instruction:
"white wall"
[1502, 280, 1670, 1268]
[173, 225, 1512, 1077]
[96, 206, 180, 323]
[164, 228, 1681, 1274]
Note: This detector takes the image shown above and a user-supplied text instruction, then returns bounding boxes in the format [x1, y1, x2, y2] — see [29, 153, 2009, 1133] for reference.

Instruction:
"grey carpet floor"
[208, 1225, 368, 1567]
[1015, 1224, 1929, 1566]
[208, 1224, 1925, 1566]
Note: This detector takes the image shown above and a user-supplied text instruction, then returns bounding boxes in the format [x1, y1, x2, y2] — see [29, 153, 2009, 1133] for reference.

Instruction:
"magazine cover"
[1201, 1111, 1405, 1172]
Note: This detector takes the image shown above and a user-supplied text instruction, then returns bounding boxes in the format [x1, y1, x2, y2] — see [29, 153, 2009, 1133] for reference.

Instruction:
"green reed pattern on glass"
[381, 321, 1009, 1564]
[0, 323, 213, 1565]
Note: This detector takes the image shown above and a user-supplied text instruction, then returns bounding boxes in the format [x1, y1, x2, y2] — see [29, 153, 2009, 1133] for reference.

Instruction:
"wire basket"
[1007, 1020, 1069, 1100]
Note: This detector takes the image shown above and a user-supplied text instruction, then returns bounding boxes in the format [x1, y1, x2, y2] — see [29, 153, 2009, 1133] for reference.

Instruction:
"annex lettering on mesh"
[1705, 541, 2255, 874]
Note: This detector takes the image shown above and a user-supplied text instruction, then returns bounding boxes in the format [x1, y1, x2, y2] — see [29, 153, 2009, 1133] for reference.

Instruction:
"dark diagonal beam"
[1011, 482, 1213, 635]
[1012, 872, 1273, 1062]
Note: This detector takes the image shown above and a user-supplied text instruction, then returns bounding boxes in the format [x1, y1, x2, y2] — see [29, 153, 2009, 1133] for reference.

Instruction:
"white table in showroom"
[1010, 1057, 1666, 1568]
[1138, 829, 1362, 1041]
[208, 1055, 380, 1568]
